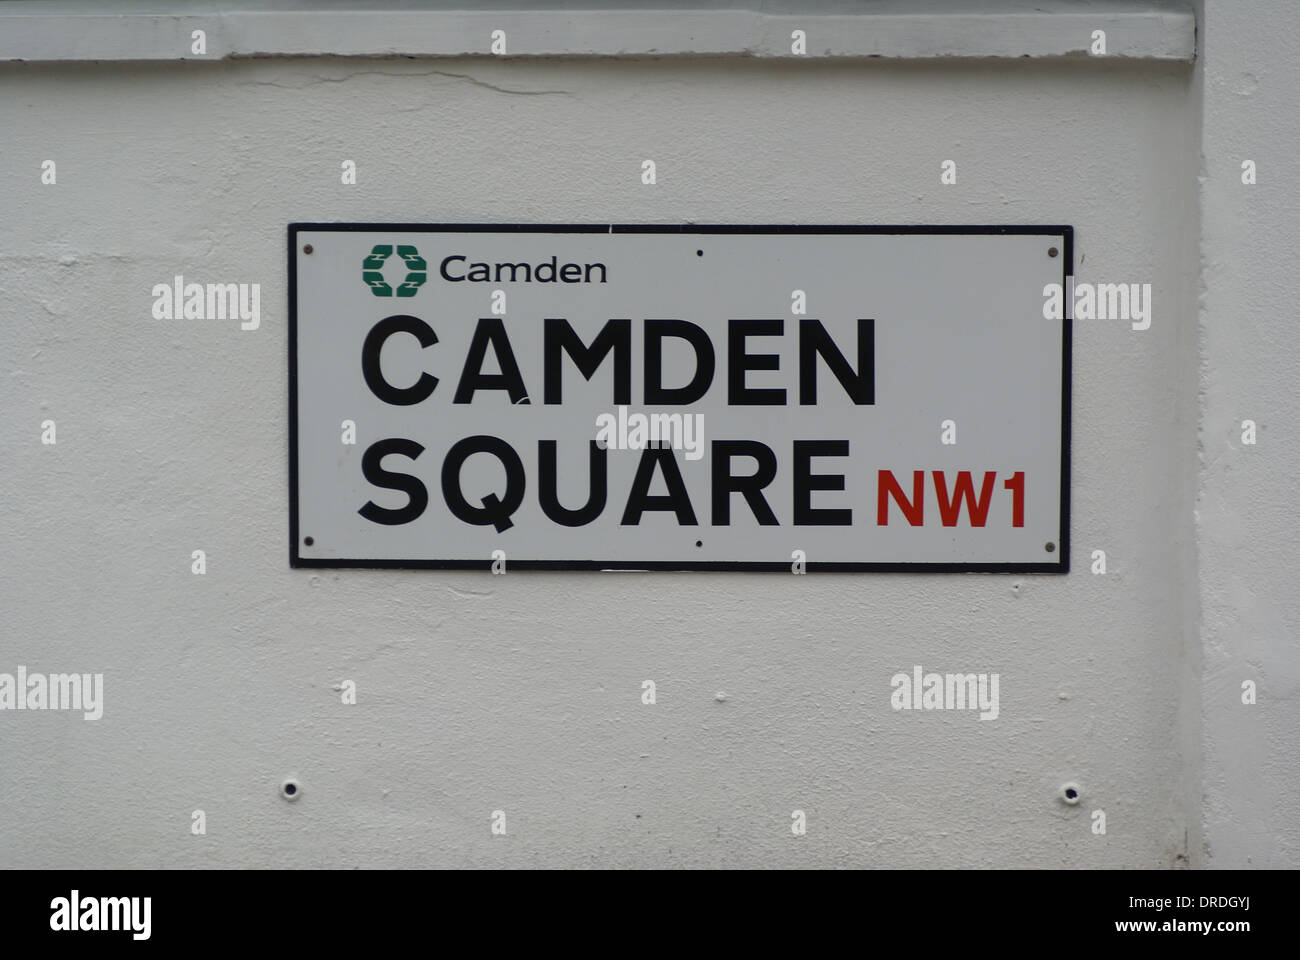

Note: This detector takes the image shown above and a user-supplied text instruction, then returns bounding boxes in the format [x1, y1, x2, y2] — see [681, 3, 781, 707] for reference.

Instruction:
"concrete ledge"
[0, 1, 1197, 63]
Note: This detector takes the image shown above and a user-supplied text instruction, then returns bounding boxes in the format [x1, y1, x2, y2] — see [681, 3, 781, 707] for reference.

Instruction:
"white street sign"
[290, 224, 1070, 571]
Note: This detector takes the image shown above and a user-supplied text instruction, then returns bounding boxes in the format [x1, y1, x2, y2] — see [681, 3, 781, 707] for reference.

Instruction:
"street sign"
[289, 224, 1070, 571]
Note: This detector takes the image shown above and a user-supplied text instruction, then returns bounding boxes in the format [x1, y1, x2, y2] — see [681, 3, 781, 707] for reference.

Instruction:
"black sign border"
[289, 223, 1072, 573]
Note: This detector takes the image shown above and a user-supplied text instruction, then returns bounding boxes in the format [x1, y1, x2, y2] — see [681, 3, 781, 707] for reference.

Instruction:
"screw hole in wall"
[281, 779, 302, 802]
[1060, 782, 1081, 805]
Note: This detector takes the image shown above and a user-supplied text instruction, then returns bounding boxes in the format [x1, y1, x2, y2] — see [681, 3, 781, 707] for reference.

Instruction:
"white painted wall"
[0, 3, 1287, 869]
[1198, 0, 1300, 869]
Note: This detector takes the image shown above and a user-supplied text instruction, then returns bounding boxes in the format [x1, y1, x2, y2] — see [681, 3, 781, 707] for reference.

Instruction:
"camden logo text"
[361, 243, 607, 296]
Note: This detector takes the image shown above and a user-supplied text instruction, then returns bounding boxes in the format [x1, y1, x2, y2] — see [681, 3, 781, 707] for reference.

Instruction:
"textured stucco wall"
[2, 50, 1204, 867]
[1197, 0, 1300, 869]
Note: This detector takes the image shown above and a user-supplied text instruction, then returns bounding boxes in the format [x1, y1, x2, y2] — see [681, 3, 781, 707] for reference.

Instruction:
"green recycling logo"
[362, 244, 427, 297]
